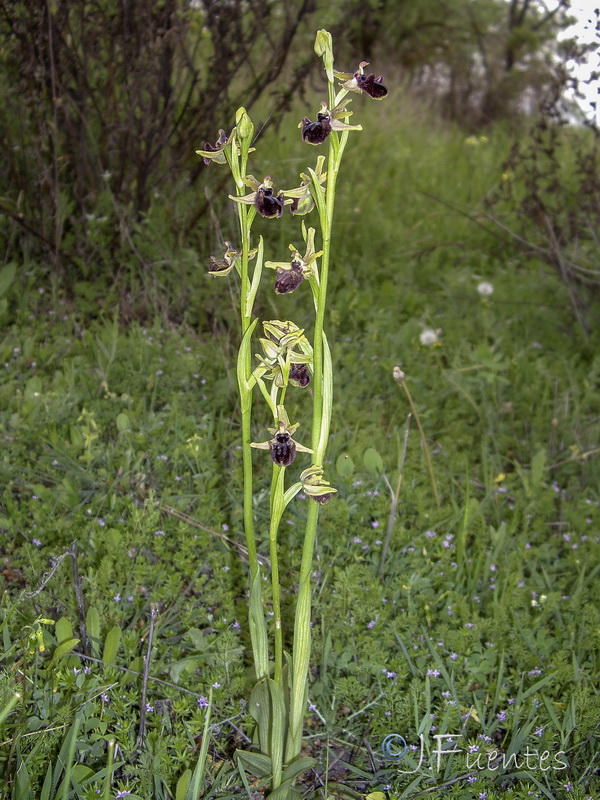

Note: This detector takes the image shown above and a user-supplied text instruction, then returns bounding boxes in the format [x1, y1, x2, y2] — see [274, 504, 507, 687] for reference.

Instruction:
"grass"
[1, 88, 599, 800]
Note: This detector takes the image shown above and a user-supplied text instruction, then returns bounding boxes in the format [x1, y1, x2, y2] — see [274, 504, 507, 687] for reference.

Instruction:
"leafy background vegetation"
[0, 1, 599, 798]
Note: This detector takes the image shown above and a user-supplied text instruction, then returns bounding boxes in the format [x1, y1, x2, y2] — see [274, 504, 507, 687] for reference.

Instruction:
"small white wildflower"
[477, 281, 494, 297]
[419, 327, 441, 346]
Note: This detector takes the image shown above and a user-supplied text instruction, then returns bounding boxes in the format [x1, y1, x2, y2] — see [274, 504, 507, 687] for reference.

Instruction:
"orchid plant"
[198, 31, 387, 798]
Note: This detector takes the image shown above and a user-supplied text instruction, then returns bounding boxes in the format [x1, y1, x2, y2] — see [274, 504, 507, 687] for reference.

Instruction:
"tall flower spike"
[334, 61, 388, 99]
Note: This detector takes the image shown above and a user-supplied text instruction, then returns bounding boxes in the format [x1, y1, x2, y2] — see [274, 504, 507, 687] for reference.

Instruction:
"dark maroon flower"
[289, 363, 310, 388]
[256, 186, 284, 218]
[274, 262, 305, 294]
[200, 130, 228, 165]
[301, 112, 332, 145]
[355, 72, 388, 99]
[270, 432, 296, 466]
[312, 492, 333, 504]
[209, 258, 231, 275]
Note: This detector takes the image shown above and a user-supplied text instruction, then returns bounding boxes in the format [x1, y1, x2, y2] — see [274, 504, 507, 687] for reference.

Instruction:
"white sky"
[563, 2, 599, 124]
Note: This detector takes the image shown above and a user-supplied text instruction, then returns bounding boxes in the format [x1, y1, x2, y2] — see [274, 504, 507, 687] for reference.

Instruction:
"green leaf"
[235, 749, 272, 778]
[363, 447, 384, 476]
[121, 656, 144, 684]
[0, 262, 16, 299]
[282, 481, 303, 510]
[237, 317, 259, 394]
[15, 753, 33, 800]
[249, 679, 271, 755]
[50, 638, 80, 665]
[268, 678, 286, 785]
[336, 453, 354, 478]
[249, 570, 269, 680]
[186, 687, 213, 800]
[281, 756, 316, 784]
[531, 448, 546, 489]
[86, 607, 100, 656]
[24, 376, 42, 402]
[102, 625, 121, 667]
[55, 617, 73, 645]
[40, 763, 52, 800]
[267, 779, 300, 800]
[176, 769, 191, 800]
[245, 236, 264, 319]
[116, 412, 130, 432]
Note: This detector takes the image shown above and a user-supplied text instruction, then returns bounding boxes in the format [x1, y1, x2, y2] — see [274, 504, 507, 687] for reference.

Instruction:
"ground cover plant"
[1, 31, 600, 800]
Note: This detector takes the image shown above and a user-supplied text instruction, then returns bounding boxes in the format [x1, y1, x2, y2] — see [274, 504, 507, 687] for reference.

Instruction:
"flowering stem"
[269, 465, 286, 686]
[237, 202, 260, 583]
[287, 126, 349, 763]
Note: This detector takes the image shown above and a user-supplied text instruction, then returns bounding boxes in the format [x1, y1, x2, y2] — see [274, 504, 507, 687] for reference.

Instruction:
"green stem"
[287, 127, 349, 763]
[401, 380, 441, 507]
[269, 466, 286, 686]
[237, 202, 259, 583]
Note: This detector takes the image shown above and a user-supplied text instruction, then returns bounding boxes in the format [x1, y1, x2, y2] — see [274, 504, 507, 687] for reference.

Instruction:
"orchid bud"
[235, 107, 254, 143]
